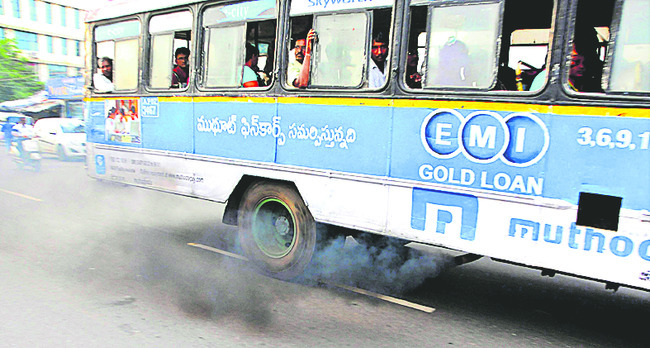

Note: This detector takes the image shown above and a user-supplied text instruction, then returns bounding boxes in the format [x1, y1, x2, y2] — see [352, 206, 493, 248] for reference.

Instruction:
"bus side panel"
[295, 175, 390, 233]
[275, 103, 392, 176]
[141, 99, 194, 153]
[87, 145, 196, 196]
[193, 100, 277, 162]
[86, 99, 142, 148]
[388, 104, 549, 247]
[387, 105, 649, 289]
[87, 101, 120, 146]
[543, 114, 650, 211]
[390, 106, 548, 198]
[276, 102, 393, 230]
[386, 185, 650, 290]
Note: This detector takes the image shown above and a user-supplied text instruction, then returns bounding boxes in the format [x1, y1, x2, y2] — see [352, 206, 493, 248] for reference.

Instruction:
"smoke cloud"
[49, 182, 277, 328]
[3, 160, 453, 327]
[79, 229, 274, 328]
[301, 233, 457, 295]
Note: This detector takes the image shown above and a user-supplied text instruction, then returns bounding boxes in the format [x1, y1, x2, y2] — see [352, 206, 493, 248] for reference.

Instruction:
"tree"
[0, 38, 44, 103]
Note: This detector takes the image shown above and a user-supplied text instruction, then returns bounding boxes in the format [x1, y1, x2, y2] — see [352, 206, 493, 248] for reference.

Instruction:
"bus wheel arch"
[223, 175, 258, 226]
[237, 180, 317, 280]
[223, 176, 306, 226]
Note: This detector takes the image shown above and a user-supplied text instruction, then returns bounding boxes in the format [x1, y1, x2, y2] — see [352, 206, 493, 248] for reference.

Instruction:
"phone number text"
[577, 127, 649, 151]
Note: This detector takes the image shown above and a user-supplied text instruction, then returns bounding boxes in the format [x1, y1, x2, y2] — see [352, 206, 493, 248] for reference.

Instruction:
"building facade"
[0, 0, 90, 83]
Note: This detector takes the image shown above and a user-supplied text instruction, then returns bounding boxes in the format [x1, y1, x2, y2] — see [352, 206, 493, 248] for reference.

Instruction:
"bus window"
[405, 9, 427, 89]
[406, 0, 553, 92]
[500, 0, 554, 92]
[245, 20, 276, 87]
[311, 12, 367, 87]
[368, 8, 392, 89]
[420, 1, 503, 89]
[94, 20, 141, 92]
[205, 25, 245, 87]
[287, 15, 314, 88]
[201, 0, 276, 89]
[286, 0, 393, 89]
[509, 29, 551, 91]
[608, 0, 650, 93]
[566, 0, 613, 93]
[148, 11, 192, 89]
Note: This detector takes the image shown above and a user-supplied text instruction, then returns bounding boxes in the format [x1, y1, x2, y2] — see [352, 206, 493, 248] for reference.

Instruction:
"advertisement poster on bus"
[104, 99, 141, 144]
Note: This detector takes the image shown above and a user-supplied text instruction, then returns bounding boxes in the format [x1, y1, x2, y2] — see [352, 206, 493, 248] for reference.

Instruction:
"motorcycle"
[10, 136, 41, 172]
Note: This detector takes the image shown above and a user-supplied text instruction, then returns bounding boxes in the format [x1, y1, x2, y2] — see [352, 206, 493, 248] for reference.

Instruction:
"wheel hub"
[251, 198, 297, 258]
[274, 216, 290, 236]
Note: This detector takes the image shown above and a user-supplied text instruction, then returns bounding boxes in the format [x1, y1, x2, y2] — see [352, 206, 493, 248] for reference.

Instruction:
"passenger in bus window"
[435, 37, 472, 87]
[288, 29, 316, 88]
[287, 37, 306, 87]
[369, 32, 389, 88]
[570, 24, 604, 92]
[406, 47, 422, 89]
[171, 47, 190, 88]
[100, 57, 113, 82]
[260, 45, 274, 86]
[568, 47, 588, 92]
[242, 43, 260, 88]
[93, 57, 114, 92]
[529, 67, 547, 92]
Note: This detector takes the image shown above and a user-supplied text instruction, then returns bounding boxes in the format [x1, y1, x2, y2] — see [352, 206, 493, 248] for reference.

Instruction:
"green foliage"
[0, 38, 44, 103]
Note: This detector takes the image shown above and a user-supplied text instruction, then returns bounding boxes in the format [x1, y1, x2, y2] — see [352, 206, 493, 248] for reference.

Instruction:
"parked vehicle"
[34, 118, 86, 160]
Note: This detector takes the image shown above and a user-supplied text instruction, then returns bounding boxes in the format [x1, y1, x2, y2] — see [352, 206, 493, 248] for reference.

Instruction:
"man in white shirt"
[287, 29, 317, 88]
[11, 118, 34, 157]
[93, 57, 115, 92]
[369, 32, 389, 88]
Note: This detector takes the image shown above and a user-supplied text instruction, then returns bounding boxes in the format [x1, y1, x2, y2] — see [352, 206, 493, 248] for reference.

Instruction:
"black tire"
[57, 145, 68, 161]
[238, 181, 316, 280]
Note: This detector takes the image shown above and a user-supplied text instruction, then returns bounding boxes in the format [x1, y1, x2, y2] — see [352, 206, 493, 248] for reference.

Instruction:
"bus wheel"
[238, 182, 316, 280]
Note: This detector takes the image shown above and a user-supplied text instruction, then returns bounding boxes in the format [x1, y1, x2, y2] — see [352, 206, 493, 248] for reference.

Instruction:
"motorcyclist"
[2, 121, 13, 153]
[11, 118, 35, 158]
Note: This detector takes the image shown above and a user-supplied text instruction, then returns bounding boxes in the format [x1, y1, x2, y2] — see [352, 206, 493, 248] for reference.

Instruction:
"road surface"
[0, 153, 648, 347]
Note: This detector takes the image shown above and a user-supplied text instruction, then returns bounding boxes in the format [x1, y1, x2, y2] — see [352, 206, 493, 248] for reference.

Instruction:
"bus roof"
[87, 0, 393, 23]
[86, 0, 204, 22]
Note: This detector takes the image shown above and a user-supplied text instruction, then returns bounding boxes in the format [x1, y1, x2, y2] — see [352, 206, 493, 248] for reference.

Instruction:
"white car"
[34, 118, 86, 160]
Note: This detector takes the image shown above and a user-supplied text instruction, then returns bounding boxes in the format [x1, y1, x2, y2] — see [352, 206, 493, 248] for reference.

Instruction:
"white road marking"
[187, 242, 249, 261]
[324, 282, 436, 313]
[0, 188, 43, 202]
[187, 242, 436, 314]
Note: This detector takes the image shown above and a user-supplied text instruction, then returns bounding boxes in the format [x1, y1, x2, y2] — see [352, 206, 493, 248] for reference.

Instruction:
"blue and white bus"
[84, 0, 649, 290]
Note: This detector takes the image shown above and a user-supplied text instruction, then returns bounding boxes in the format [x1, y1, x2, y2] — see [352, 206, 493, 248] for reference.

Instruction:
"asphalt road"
[0, 152, 648, 347]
